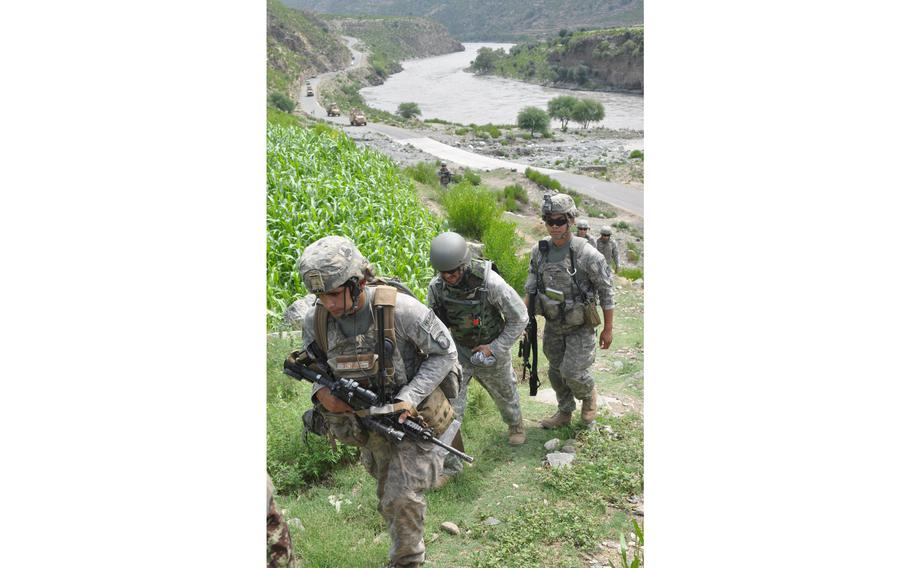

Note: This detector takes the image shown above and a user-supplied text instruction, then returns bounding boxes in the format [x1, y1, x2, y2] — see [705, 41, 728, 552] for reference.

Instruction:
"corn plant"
[267, 123, 442, 329]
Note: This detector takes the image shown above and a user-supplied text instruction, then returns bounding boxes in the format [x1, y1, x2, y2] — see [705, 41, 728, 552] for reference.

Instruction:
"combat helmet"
[430, 231, 469, 272]
[600, 226, 612, 236]
[577, 219, 590, 230]
[540, 192, 577, 220]
[297, 235, 369, 294]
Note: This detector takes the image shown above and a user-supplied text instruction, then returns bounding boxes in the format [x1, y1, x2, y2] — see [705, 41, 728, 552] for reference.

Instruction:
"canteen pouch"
[583, 301, 601, 327]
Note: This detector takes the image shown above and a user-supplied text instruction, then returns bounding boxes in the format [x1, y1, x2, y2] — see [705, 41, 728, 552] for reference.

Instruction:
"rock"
[603, 540, 621, 550]
[440, 522, 460, 535]
[483, 517, 501, 526]
[560, 444, 576, 454]
[288, 518, 303, 530]
[544, 438, 562, 451]
[632, 279, 644, 289]
[546, 452, 576, 469]
[612, 360, 624, 370]
[627, 495, 641, 504]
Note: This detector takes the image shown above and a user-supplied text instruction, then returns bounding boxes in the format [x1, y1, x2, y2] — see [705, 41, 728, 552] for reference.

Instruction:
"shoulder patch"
[419, 310, 451, 349]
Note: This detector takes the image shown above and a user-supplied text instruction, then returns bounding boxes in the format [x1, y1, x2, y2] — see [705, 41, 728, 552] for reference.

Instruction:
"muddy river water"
[361, 43, 643, 131]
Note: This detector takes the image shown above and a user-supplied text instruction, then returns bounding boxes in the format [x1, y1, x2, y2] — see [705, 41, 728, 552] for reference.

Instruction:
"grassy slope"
[280, 0, 643, 41]
[272, 280, 643, 567]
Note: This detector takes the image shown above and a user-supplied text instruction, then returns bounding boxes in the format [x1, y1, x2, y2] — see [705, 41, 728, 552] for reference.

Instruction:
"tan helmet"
[577, 219, 590, 230]
[540, 192, 577, 219]
[296, 235, 369, 294]
[600, 226, 612, 236]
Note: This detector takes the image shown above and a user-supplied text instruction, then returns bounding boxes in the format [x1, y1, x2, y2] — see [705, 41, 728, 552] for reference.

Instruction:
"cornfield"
[267, 123, 442, 329]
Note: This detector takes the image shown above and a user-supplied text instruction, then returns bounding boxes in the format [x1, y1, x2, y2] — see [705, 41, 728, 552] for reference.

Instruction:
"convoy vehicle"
[349, 108, 366, 126]
[327, 103, 341, 117]
[306, 86, 314, 97]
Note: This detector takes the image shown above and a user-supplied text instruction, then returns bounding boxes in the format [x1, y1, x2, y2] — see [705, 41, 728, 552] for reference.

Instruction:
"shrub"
[402, 161, 439, 186]
[612, 221, 630, 230]
[502, 183, 529, 204]
[476, 123, 501, 138]
[618, 267, 643, 280]
[482, 217, 529, 292]
[441, 183, 501, 240]
[455, 127, 470, 135]
[396, 102, 421, 119]
[525, 168, 563, 191]
[629, 149, 644, 159]
[626, 249, 640, 262]
[269, 91, 295, 113]
[462, 168, 482, 186]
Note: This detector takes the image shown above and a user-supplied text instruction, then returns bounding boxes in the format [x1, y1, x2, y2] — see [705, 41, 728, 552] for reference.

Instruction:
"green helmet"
[430, 231, 468, 272]
[600, 226, 612, 236]
[296, 235, 369, 294]
[541, 192, 577, 219]
[577, 219, 590, 229]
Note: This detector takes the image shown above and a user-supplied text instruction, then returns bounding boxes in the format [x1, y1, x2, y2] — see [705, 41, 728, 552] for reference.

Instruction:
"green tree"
[472, 47, 500, 73]
[547, 95, 579, 132]
[517, 106, 550, 137]
[570, 98, 605, 129]
[396, 102, 422, 119]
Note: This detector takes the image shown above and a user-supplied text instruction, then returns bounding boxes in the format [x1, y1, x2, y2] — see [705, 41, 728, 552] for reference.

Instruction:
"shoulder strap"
[314, 303, 329, 354]
[372, 285, 398, 372]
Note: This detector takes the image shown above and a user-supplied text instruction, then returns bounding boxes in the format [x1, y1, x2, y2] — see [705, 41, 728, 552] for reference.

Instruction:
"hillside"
[280, 0, 643, 41]
[267, 0, 350, 98]
[471, 27, 643, 92]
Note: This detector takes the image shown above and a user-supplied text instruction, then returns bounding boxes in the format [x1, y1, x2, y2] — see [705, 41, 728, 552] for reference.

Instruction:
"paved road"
[296, 41, 644, 217]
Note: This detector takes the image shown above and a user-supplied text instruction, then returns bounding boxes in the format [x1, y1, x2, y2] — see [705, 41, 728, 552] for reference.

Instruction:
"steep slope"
[471, 27, 643, 92]
[280, 0, 643, 41]
[267, 0, 350, 98]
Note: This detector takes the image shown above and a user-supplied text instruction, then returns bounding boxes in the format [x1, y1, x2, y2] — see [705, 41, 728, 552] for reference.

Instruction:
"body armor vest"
[432, 258, 505, 348]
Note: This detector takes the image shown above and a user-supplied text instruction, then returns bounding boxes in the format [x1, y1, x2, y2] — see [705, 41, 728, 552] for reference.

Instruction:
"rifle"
[283, 347, 474, 463]
[518, 297, 540, 396]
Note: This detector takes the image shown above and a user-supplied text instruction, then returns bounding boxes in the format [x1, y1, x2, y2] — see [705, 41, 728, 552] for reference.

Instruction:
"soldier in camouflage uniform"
[525, 194, 614, 428]
[295, 236, 459, 568]
[267, 475, 298, 568]
[575, 219, 598, 248]
[597, 226, 620, 274]
[427, 232, 529, 456]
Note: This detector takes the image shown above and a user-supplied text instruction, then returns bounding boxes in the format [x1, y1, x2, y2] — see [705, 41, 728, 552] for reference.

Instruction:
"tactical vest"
[312, 280, 456, 434]
[431, 258, 505, 348]
[535, 237, 596, 327]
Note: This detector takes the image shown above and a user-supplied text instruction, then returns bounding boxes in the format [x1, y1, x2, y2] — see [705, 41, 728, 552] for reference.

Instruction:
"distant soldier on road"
[576, 219, 598, 248]
[525, 193, 614, 429]
[437, 163, 451, 188]
[597, 226, 620, 274]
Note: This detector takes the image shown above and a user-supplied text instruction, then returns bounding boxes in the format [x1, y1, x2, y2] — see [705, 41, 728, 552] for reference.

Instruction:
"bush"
[502, 183, 529, 204]
[462, 168, 482, 186]
[612, 221, 630, 230]
[402, 161, 439, 186]
[455, 127, 470, 135]
[618, 267, 643, 280]
[269, 91, 295, 113]
[626, 249, 640, 262]
[629, 149, 644, 159]
[441, 183, 501, 240]
[525, 168, 563, 191]
[396, 102, 421, 119]
[482, 217, 529, 291]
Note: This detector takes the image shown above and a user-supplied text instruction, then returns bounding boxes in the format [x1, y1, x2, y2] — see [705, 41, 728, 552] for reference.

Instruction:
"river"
[361, 43, 643, 131]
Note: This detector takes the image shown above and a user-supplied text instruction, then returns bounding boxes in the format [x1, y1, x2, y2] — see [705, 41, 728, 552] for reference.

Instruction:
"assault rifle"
[283, 348, 474, 463]
[519, 297, 540, 396]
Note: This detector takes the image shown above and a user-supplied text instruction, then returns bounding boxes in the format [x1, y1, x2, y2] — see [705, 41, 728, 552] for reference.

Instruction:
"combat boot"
[508, 423, 526, 445]
[581, 388, 598, 424]
[539, 411, 572, 429]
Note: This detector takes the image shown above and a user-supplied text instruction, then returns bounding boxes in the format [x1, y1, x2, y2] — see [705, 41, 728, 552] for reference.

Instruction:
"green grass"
[440, 183, 502, 240]
[618, 267, 643, 280]
[403, 161, 441, 187]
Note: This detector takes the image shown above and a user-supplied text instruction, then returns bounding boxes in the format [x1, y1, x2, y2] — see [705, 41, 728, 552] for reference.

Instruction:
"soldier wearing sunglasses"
[524, 193, 614, 429]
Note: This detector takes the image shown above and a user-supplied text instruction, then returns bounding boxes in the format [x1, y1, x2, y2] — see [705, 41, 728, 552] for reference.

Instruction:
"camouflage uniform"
[596, 237, 620, 273]
[296, 236, 458, 567]
[526, 236, 613, 416]
[428, 257, 529, 472]
[267, 475, 298, 568]
[580, 232, 598, 248]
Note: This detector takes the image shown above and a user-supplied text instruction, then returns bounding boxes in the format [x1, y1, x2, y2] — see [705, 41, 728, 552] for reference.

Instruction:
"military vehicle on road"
[349, 108, 366, 126]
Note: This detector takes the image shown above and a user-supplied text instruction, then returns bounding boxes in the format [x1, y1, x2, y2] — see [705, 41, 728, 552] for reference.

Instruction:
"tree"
[396, 102, 421, 119]
[570, 98, 605, 129]
[472, 47, 499, 73]
[269, 91, 295, 113]
[517, 106, 550, 137]
[547, 95, 579, 131]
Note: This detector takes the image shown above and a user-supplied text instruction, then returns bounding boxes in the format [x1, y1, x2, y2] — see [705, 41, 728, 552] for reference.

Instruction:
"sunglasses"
[441, 267, 462, 276]
[545, 217, 568, 227]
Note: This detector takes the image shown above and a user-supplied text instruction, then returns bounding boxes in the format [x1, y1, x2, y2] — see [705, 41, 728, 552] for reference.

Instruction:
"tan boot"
[581, 388, 599, 424]
[508, 423, 526, 445]
[539, 411, 572, 429]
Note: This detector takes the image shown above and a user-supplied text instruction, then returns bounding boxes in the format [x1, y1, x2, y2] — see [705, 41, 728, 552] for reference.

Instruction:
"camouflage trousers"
[444, 345, 523, 475]
[361, 431, 444, 567]
[542, 322, 596, 414]
[267, 476, 298, 568]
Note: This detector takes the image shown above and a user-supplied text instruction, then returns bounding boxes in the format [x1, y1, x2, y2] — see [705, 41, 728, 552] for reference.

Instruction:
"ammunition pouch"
[417, 386, 456, 435]
[583, 301, 601, 327]
[302, 408, 327, 437]
[308, 404, 368, 447]
[538, 294, 585, 327]
[439, 364, 461, 400]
